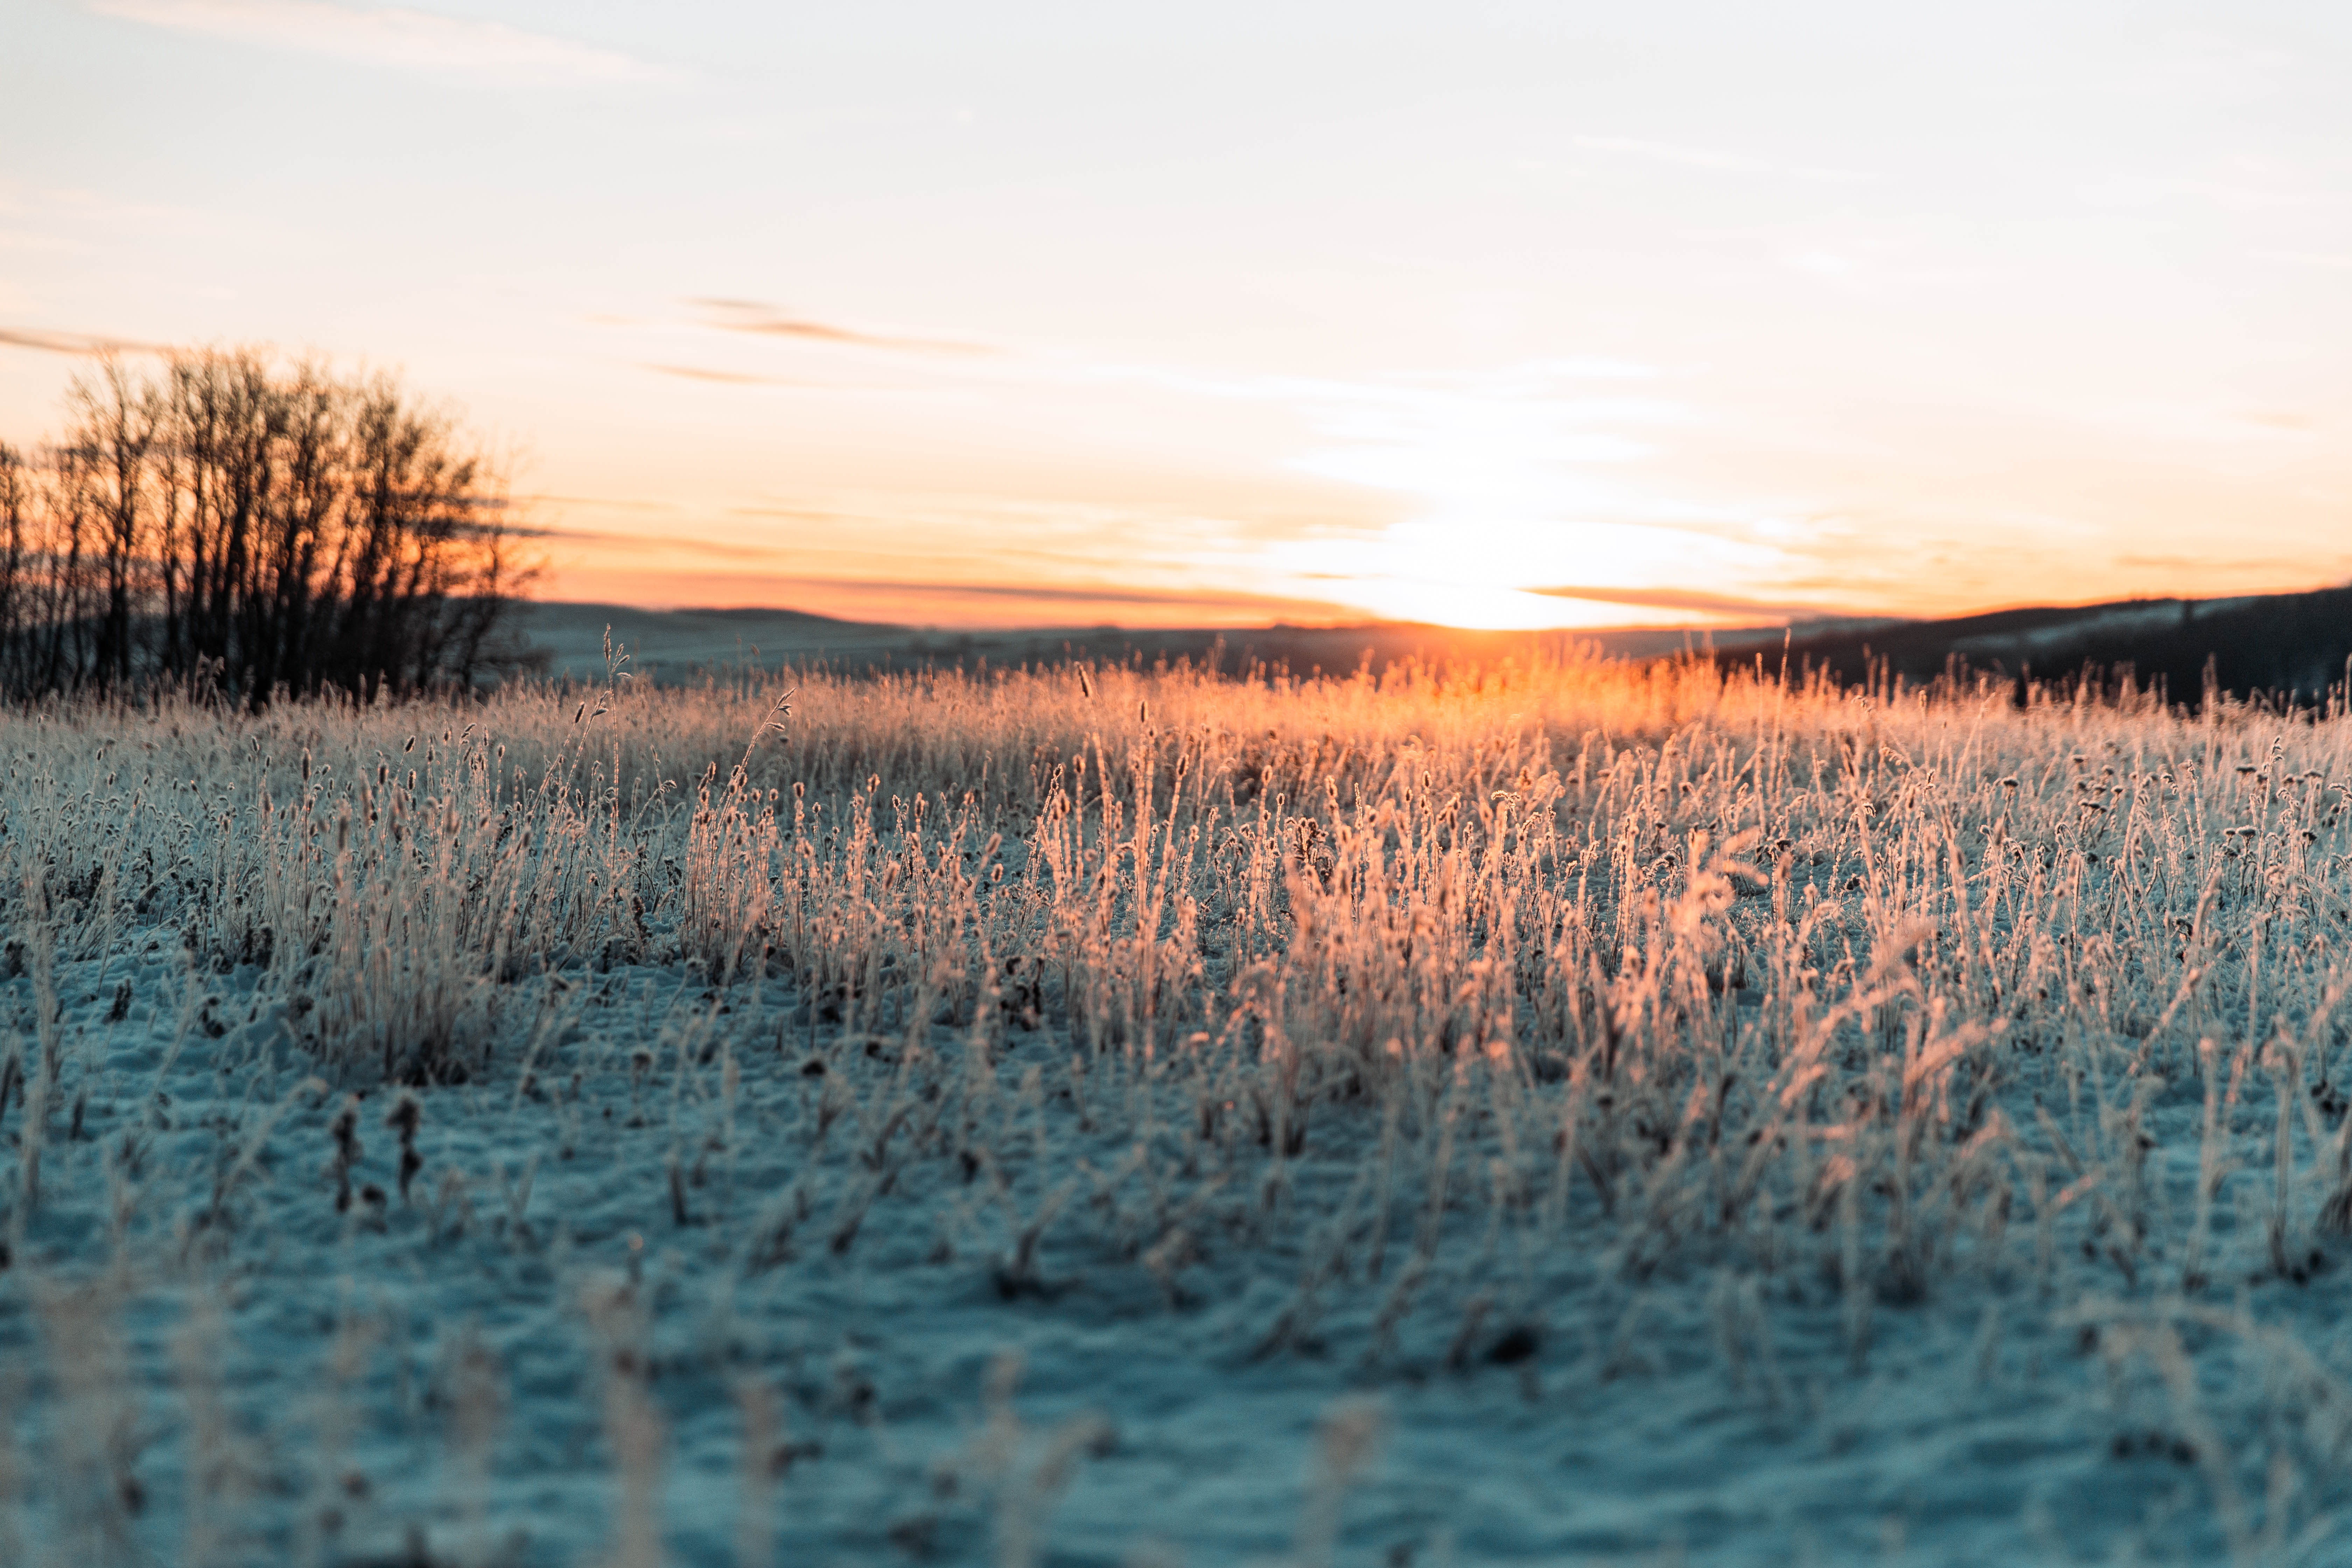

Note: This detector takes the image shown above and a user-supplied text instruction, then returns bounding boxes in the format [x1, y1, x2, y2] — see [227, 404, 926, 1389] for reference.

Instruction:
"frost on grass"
[4, 652, 2352, 1564]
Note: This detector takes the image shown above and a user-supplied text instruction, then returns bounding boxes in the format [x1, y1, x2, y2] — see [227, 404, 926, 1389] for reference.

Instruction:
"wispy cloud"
[86, 0, 674, 86]
[689, 298, 992, 356]
[1524, 584, 1830, 619]
[1573, 136, 1870, 184]
[517, 493, 681, 514]
[657, 574, 1357, 622]
[510, 524, 787, 563]
[641, 363, 812, 387]
[2114, 551, 2345, 575]
[728, 504, 858, 523]
[0, 324, 169, 356]
[830, 579, 1310, 609]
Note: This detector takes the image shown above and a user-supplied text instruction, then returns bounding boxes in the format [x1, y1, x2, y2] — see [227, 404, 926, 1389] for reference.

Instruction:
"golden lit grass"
[4, 644, 2352, 1562]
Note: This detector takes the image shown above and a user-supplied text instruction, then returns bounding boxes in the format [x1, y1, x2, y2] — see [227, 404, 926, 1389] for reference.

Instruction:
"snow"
[7, 934, 2350, 1567]
[6, 664, 2352, 1568]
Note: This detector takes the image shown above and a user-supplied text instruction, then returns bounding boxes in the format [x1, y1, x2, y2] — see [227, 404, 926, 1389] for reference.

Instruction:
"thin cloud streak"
[728, 505, 859, 523]
[1525, 584, 1834, 619]
[2115, 551, 2352, 575]
[86, 0, 675, 85]
[519, 493, 681, 514]
[845, 580, 1327, 610]
[515, 524, 787, 563]
[689, 298, 993, 356]
[553, 563, 1363, 625]
[0, 325, 170, 356]
[641, 363, 811, 386]
[623, 569, 1354, 612]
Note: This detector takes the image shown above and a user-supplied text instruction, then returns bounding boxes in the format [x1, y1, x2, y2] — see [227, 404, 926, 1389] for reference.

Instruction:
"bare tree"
[0, 348, 534, 705]
[0, 441, 29, 691]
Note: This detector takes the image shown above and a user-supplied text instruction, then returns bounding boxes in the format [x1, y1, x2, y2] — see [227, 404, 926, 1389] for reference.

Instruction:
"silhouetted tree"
[0, 348, 532, 704]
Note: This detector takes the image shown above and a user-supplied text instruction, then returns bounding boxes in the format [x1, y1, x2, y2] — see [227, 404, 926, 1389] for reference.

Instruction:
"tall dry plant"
[0, 642, 2350, 1556]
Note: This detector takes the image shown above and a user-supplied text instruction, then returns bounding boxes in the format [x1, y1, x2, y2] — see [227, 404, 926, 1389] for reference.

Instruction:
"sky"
[4, 1, 2351, 630]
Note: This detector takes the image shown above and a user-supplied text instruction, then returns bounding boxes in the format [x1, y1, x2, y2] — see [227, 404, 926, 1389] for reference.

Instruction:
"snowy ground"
[9, 935, 2352, 1568]
[7, 658, 2352, 1568]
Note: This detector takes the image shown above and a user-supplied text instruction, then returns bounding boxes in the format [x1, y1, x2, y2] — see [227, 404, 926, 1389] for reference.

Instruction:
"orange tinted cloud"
[640, 363, 814, 386]
[1525, 584, 1834, 618]
[545, 561, 1359, 627]
[688, 299, 991, 356]
[507, 525, 789, 564]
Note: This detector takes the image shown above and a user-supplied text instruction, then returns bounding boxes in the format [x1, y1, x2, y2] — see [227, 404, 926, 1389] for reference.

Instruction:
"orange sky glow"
[6, 3, 2350, 630]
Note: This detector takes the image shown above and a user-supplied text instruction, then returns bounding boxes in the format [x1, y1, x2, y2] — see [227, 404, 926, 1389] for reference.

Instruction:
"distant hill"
[1740, 586, 2352, 705]
[510, 600, 1863, 684]
[510, 601, 898, 682]
[512, 587, 2350, 706]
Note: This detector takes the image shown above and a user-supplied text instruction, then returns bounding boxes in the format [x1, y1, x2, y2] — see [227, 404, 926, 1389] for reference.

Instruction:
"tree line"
[0, 348, 531, 704]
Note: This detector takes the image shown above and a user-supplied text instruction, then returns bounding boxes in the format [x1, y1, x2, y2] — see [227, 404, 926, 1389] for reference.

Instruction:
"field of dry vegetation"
[4, 644, 2352, 1566]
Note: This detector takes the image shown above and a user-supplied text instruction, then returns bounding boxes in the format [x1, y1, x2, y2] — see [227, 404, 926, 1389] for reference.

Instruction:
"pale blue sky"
[5, 1, 2349, 625]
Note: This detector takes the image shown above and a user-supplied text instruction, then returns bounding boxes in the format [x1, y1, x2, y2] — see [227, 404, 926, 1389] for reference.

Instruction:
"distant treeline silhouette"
[1728, 588, 2352, 712]
[0, 349, 529, 705]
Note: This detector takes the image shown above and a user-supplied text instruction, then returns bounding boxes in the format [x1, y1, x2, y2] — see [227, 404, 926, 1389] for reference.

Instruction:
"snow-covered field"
[5, 652, 2352, 1567]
